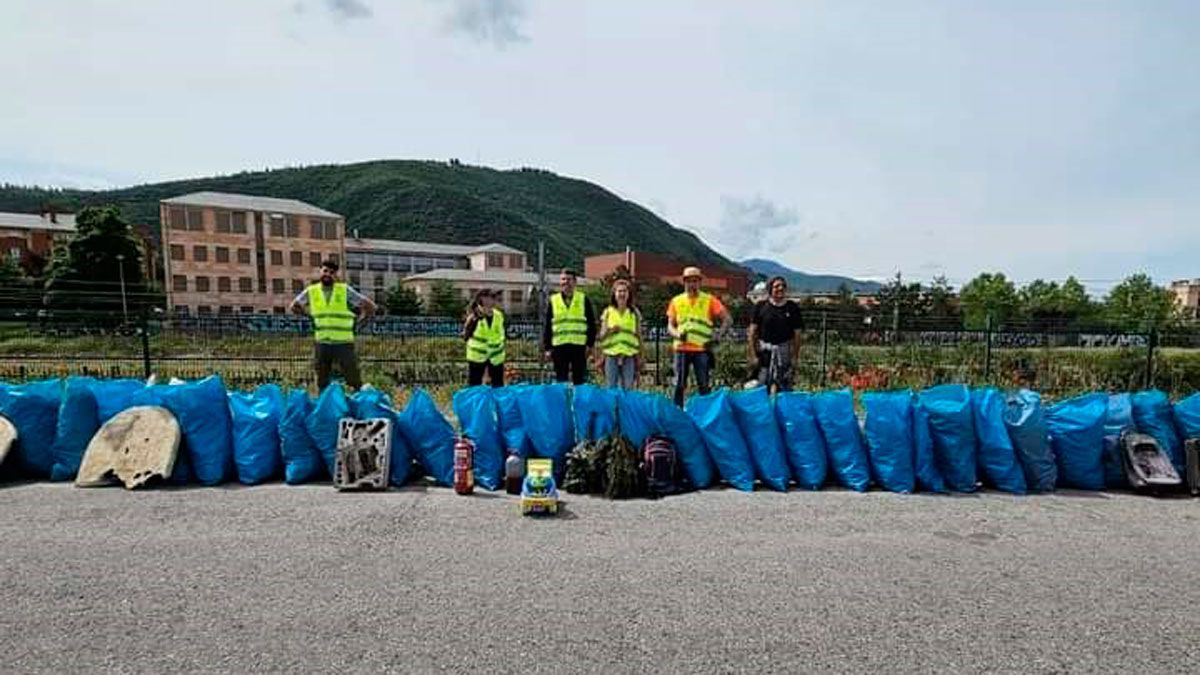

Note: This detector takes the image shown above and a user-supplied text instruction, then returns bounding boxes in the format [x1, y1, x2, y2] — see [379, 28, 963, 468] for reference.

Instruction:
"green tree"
[1018, 276, 1096, 329]
[925, 275, 960, 328]
[874, 273, 930, 328]
[384, 283, 423, 316]
[44, 205, 148, 314]
[427, 279, 464, 317]
[1103, 273, 1176, 331]
[958, 272, 1018, 329]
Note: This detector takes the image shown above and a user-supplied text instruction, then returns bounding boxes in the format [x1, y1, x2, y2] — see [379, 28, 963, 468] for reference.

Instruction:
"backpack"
[642, 435, 680, 497]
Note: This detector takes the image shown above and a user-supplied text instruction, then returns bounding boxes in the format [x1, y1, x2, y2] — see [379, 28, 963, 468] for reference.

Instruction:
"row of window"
[171, 275, 312, 295]
[344, 251, 463, 273]
[166, 207, 339, 240]
[173, 305, 289, 316]
[169, 245, 338, 269]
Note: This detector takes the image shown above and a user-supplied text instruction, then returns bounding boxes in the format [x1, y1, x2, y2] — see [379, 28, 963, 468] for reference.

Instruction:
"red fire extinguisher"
[454, 436, 475, 495]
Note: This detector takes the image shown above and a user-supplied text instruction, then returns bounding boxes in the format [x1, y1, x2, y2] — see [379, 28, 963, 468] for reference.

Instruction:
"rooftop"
[466, 243, 524, 256]
[161, 192, 342, 219]
[0, 211, 77, 233]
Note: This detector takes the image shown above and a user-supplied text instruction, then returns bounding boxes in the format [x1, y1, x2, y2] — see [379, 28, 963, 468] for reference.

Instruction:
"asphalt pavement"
[2, 482, 1198, 673]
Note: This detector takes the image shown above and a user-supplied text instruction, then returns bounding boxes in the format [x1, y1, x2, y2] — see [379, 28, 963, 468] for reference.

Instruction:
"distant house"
[395, 242, 538, 315]
[584, 250, 751, 296]
[747, 280, 879, 308]
[0, 209, 157, 281]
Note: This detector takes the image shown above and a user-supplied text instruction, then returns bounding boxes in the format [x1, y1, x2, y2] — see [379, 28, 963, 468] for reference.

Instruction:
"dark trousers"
[673, 351, 712, 407]
[468, 361, 505, 387]
[315, 342, 361, 391]
[551, 345, 589, 385]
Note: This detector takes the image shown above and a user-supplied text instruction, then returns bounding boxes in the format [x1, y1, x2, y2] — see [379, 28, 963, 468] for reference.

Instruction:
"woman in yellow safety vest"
[595, 279, 642, 389]
[463, 289, 506, 387]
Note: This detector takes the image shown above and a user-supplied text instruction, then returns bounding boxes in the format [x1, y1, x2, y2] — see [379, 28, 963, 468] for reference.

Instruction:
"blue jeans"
[673, 351, 711, 406]
[604, 355, 637, 389]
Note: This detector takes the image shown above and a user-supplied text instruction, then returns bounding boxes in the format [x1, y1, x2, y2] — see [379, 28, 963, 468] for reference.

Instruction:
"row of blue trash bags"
[0, 376, 1197, 493]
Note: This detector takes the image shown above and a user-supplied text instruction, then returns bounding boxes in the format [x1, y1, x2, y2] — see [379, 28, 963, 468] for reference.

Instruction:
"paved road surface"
[2, 483, 1198, 673]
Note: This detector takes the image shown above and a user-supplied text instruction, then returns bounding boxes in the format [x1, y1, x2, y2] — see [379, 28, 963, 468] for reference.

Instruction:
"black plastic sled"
[1185, 438, 1200, 497]
[1120, 430, 1181, 493]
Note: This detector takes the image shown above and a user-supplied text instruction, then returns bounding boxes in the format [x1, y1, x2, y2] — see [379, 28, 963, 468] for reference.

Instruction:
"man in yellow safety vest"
[289, 259, 376, 391]
[541, 268, 597, 384]
[667, 266, 732, 406]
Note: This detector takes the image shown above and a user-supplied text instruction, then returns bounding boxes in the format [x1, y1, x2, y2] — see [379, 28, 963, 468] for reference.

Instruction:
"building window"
[215, 211, 231, 233]
[367, 253, 389, 271]
[172, 275, 187, 292]
[270, 250, 283, 266]
[286, 216, 299, 238]
[413, 257, 434, 273]
[292, 279, 305, 294]
[508, 254, 524, 269]
[310, 219, 337, 240]
[328, 253, 339, 266]
[215, 247, 230, 263]
[237, 248, 251, 264]
[168, 207, 186, 230]
[272, 279, 285, 294]
[487, 253, 505, 268]
[231, 211, 247, 234]
[346, 252, 365, 270]
[310, 252, 322, 268]
[173, 305, 189, 315]
[197, 305, 212, 315]
[195, 276, 211, 292]
[193, 245, 208, 262]
[170, 244, 184, 261]
[269, 216, 284, 237]
[390, 255, 411, 273]
[290, 251, 303, 267]
[273, 306, 285, 315]
[217, 277, 232, 292]
[218, 305, 234, 315]
[349, 272, 361, 286]
[509, 290, 523, 304]
[186, 209, 205, 231]
[240, 305, 255, 314]
[239, 277, 253, 293]
[374, 274, 386, 289]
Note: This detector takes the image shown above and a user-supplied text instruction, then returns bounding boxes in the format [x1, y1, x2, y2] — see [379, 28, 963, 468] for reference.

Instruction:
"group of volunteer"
[291, 258, 803, 404]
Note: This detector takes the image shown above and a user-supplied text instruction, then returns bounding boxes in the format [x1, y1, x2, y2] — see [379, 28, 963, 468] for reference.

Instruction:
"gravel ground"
[1, 482, 1199, 673]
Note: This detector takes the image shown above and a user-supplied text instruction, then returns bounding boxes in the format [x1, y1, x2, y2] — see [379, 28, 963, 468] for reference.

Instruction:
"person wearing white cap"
[666, 266, 732, 406]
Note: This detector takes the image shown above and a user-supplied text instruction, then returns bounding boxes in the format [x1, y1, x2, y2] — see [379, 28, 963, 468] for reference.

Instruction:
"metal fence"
[2, 307, 1199, 398]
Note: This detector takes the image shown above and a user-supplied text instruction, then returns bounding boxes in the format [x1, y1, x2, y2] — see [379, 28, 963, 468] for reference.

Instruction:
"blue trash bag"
[1131, 390, 1183, 474]
[89, 378, 147, 424]
[228, 384, 284, 485]
[493, 385, 531, 457]
[1003, 389, 1056, 492]
[453, 386, 504, 491]
[861, 390, 916, 494]
[572, 384, 616, 442]
[1173, 392, 1200, 441]
[917, 384, 978, 492]
[50, 376, 99, 481]
[912, 405, 946, 493]
[0, 378, 62, 477]
[773, 392, 829, 490]
[400, 388, 456, 486]
[351, 388, 415, 487]
[650, 394, 716, 489]
[307, 384, 351, 477]
[685, 389, 755, 491]
[1046, 393, 1107, 490]
[280, 389, 326, 484]
[729, 387, 791, 491]
[1102, 394, 1135, 488]
[811, 388, 871, 492]
[971, 388, 1027, 494]
[617, 390, 661, 449]
[517, 384, 574, 467]
[165, 376, 234, 486]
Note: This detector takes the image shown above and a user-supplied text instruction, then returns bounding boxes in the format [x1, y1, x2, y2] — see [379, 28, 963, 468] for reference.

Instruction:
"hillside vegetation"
[0, 160, 732, 269]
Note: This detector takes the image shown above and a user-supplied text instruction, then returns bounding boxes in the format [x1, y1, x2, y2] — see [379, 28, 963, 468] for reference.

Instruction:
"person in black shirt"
[747, 276, 802, 392]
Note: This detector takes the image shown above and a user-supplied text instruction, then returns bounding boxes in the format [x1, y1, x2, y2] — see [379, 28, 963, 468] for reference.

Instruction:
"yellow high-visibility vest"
[600, 307, 640, 357]
[550, 292, 588, 347]
[670, 292, 714, 351]
[307, 282, 355, 344]
[465, 310, 506, 365]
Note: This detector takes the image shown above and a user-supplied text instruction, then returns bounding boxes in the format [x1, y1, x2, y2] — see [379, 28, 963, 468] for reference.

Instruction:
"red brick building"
[584, 250, 751, 296]
[0, 210, 76, 276]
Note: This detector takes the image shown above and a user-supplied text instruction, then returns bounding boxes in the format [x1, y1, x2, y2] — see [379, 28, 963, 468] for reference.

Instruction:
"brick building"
[1171, 279, 1200, 319]
[0, 210, 76, 275]
[584, 250, 751, 296]
[161, 192, 345, 315]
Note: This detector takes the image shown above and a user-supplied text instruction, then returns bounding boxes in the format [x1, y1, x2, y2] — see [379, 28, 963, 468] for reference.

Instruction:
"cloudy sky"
[2, 0, 1197, 290]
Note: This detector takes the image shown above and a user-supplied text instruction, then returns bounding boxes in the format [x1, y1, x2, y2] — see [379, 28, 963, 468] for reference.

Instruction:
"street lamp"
[116, 254, 128, 323]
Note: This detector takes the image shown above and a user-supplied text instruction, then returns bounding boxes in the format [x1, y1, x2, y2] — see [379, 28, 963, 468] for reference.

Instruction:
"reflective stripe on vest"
[466, 310, 506, 365]
[601, 307, 639, 357]
[550, 292, 588, 346]
[671, 293, 714, 351]
[308, 282, 355, 344]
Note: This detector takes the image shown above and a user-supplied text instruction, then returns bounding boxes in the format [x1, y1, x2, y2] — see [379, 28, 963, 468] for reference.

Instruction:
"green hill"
[0, 160, 731, 270]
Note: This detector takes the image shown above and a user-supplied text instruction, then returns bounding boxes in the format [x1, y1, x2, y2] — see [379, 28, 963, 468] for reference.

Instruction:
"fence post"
[1145, 327, 1157, 389]
[140, 311, 152, 380]
[654, 321, 662, 387]
[983, 313, 993, 382]
[818, 310, 828, 387]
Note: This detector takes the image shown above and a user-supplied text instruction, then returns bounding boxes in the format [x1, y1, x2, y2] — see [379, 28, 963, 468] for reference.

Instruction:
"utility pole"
[537, 241, 546, 379]
[116, 253, 129, 324]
